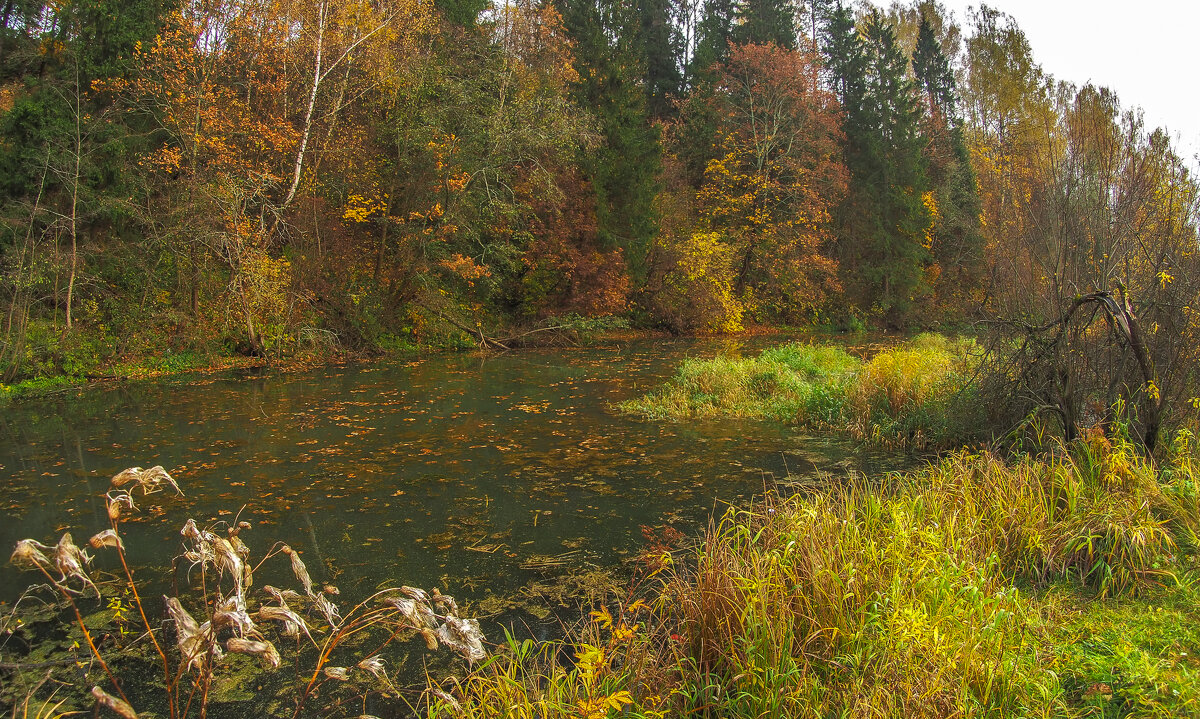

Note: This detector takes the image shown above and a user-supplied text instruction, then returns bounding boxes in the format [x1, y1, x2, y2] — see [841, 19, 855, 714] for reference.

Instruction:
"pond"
[0, 336, 911, 710]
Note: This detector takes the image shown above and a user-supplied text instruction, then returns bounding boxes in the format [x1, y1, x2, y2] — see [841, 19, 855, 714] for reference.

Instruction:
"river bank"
[620, 332, 986, 450]
[0, 323, 913, 405]
[0, 325, 694, 403]
[435, 439, 1200, 717]
[8, 333, 1192, 716]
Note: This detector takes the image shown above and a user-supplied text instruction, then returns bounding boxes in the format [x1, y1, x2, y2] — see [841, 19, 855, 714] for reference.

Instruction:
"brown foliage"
[517, 169, 630, 318]
[671, 44, 847, 323]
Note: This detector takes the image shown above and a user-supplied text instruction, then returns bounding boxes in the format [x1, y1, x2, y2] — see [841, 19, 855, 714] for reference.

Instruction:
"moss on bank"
[621, 333, 985, 449]
[430, 432, 1200, 717]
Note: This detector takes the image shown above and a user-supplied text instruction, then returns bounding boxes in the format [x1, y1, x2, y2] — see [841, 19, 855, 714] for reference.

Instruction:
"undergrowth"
[620, 333, 984, 449]
[430, 428, 1200, 717]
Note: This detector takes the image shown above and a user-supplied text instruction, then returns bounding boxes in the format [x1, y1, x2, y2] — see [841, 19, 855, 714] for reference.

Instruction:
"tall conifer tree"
[912, 15, 957, 117]
[559, 0, 661, 276]
[636, 0, 684, 118]
[822, 4, 932, 321]
[690, 0, 737, 77]
[734, 0, 797, 49]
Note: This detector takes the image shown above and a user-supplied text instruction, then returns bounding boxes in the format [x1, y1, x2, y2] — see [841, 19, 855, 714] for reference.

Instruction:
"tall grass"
[620, 333, 985, 449]
[431, 430, 1200, 717]
[622, 342, 859, 423]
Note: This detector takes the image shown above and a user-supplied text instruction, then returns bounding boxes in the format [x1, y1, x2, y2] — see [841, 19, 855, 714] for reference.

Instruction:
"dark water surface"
[0, 337, 907, 610]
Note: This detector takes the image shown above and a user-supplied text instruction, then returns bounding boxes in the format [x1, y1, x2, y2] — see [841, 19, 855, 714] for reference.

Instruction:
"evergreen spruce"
[636, 0, 684, 118]
[690, 0, 738, 78]
[734, 0, 797, 49]
[819, 1, 865, 108]
[559, 0, 662, 277]
[912, 15, 957, 118]
[823, 5, 933, 322]
[433, 0, 489, 26]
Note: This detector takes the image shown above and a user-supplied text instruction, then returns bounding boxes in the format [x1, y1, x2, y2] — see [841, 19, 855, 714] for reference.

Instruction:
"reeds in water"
[6, 464, 490, 717]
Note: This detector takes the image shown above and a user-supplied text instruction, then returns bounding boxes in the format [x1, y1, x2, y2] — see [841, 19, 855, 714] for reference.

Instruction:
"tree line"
[1, 0, 1197, 438]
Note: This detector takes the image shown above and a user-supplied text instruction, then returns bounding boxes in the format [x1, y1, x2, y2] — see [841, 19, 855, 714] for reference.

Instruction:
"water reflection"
[0, 337, 908, 609]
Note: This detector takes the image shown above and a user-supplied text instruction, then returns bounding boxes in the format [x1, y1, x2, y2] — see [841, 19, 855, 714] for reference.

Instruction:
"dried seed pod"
[356, 655, 387, 681]
[385, 597, 420, 626]
[419, 628, 439, 650]
[145, 466, 183, 495]
[56, 533, 91, 569]
[55, 533, 97, 595]
[280, 545, 313, 596]
[181, 518, 202, 542]
[226, 637, 280, 670]
[400, 586, 429, 602]
[258, 605, 314, 643]
[415, 600, 438, 629]
[164, 596, 219, 672]
[89, 529, 124, 551]
[105, 492, 135, 520]
[164, 596, 200, 636]
[10, 539, 53, 569]
[430, 588, 458, 615]
[180, 520, 216, 572]
[91, 686, 138, 719]
[110, 467, 144, 489]
[229, 532, 250, 560]
[111, 466, 182, 495]
[436, 616, 486, 665]
[212, 598, 258, 638]
[311, 591, 341, 628]
[263, 585, 303, 606]
[210, 536, 245, 594]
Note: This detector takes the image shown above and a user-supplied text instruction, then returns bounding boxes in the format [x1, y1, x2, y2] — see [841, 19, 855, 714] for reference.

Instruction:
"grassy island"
[620, 334, 985, 450]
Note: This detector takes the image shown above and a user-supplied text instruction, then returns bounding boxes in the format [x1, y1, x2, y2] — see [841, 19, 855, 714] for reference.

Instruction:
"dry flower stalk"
[110, 466, 183, 496]
[226, 637, 281, 670]
[91, 686, 138, 719]
[89, 529, 124, 551]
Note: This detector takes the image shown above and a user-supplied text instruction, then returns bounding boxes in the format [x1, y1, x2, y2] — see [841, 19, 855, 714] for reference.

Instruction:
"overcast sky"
[933, 1, 1200, 162]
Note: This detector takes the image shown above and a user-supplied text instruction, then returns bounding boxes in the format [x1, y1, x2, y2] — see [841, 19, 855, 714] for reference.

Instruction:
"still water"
[0, 337, 906, 613]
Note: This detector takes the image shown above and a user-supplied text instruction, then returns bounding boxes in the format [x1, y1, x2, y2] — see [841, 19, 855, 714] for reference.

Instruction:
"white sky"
[935, 1, 1200, 163]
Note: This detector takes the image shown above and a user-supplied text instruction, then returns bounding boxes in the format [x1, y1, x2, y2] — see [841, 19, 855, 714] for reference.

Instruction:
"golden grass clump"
[621, 334, 985, 449]
[429, 432, 1200, 718]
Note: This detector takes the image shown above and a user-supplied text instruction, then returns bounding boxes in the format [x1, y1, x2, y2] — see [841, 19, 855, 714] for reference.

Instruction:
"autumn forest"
[1, 0, 1198, 397]
[5, 1, 1200, 714]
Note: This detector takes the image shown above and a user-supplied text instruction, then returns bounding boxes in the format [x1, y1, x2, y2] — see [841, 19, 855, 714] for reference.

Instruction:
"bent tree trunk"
[1017, 287, 1162, 452]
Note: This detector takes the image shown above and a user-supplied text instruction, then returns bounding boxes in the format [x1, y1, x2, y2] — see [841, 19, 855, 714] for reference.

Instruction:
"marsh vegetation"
[620, 333, 985, 450]
[432, 428, 1200, 718]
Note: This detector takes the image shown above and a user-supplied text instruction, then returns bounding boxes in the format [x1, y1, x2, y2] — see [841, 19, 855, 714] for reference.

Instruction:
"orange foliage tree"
[684, 43, 847, 323]
[112, 0, 430, 353]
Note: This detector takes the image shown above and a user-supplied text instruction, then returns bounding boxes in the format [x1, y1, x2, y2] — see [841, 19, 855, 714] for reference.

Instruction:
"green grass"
[621, 342, 859, 423]
[1043, 578, 1200, 717]
[621, 333, 985, 449]
[0, 374, 87, 401]
[429, 432, 1200, 717]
